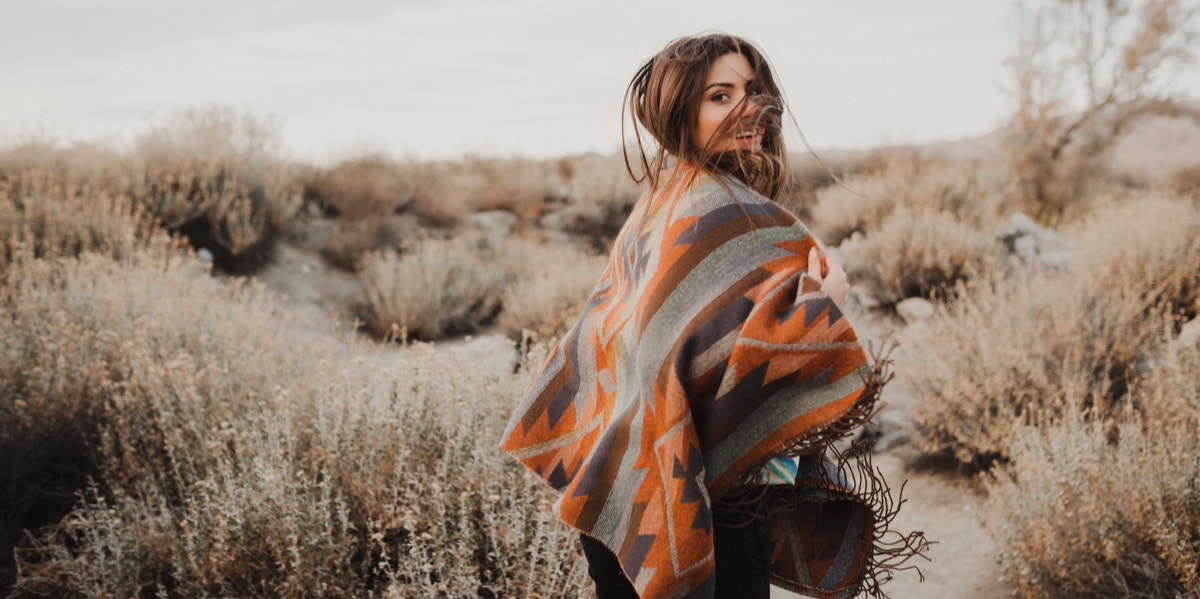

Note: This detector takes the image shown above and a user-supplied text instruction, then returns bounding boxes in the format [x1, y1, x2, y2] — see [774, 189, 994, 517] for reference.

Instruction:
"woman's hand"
[806, 246, 849, 308]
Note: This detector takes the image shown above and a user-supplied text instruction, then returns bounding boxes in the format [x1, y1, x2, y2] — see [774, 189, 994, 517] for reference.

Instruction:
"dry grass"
[498, 246, 607, 341]
[984, 336, 1200, 598]
[843, 209, 1001, 306]
[3, 246, 587, 597]
[355, 236, 553, 341]
[902, 195, 1199, 468]
[304, 154, 415, 220]
[0, 170, 177, 267]
[137, 107, 302, 270]
[809, 158, 996, 246]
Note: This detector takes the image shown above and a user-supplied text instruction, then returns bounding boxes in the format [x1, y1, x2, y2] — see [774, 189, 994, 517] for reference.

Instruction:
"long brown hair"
[623, 33, 788, 199]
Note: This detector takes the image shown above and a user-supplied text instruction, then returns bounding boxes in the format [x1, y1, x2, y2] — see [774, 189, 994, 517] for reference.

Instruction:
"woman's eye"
[712, 92, 730, 102]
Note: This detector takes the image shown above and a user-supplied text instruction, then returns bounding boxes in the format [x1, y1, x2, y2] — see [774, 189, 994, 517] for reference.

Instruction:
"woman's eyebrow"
[704, 82, 736, 91]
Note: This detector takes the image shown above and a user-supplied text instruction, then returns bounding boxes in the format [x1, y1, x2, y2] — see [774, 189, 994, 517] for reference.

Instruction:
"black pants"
[578, 507, 772, 599]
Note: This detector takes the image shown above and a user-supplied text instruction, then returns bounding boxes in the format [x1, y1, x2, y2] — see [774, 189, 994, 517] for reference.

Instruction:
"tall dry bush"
[304, 153, 413, 220]
[357, 237, 523, 340]
[305, 346, 589, 598]
[985, 337, 1200, 598]
[498, 246, 607, 340]
[1069, 197, 1200, 321]
[0, 139, 127, 183]
[775, 149, 895, 221]
[6, 250, 588, 597]
[0, 248, 311, 594]
[132, 107, 303, 272]
[0, 170, 176, 267]
[543, 153, 640, 248]
[842, 210, 1001, 306]
[903, 268, 1167, 467]
[902, 197, 1200, 467]
[809, 159, 994, 246]
[1004, 0, 1200, 223]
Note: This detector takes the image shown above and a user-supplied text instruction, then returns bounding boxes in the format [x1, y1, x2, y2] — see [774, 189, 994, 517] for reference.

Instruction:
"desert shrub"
[305, 346, 589, 598]
[775, 149, 897, 220]
[809, 160, 991, 246]
[543, 153, 640, 248]
[1174, 164, 1200, 199]
[131, 107, 303, 272]
[357, 238, 508, 340]
[903, 267, 1171, 468]
[318, 215, 420, 273]
[0, 139, 128, 183]
[498, 246, 607, 340]
[0, 248, 316, 595]
[844, 210, 1001, 306]
[985, 337, 1200, 599]
[0, 170, 176, 267]
[304, 154, 414, 220]
[1069, 197, 1200, 321]
[904, 195, 1199, 467]
[1003, 0, 1199, 224]
[5, 249, 587, 597]
[388, 156, 563, 226]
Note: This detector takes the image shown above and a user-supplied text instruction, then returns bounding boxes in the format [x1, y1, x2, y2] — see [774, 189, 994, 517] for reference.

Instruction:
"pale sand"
[772, 453, 1012, 599]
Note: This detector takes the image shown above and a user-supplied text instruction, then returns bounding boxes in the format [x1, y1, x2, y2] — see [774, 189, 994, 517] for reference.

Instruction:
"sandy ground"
[253, 235, 1016, 599]
[773, 454, 1011, 599]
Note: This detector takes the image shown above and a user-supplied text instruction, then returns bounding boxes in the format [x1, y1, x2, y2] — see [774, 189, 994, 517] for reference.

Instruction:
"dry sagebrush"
[0, 170, 176, 267]
[809, 159, 996, 246]
[842, 209, 1002, 306]
[6, 249, 587, 597]
[356, 236, 564, 341]
[131, 107, 303, 271]
[985, 337, 1200, 598]
[498, 246, 607, 341]
[903, 196, 1200, 467]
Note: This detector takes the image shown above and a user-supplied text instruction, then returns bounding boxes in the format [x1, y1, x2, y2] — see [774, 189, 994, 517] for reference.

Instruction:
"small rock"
[469, 210, 518, 233]
[896, 297, 935, 324]
[1038, 250, 1072, 271]
[1014, 235, 1039, 261]
[197, 247, 214, 263]
[1003, 212, 1041, 239]
[1178, 318, 1200, 349]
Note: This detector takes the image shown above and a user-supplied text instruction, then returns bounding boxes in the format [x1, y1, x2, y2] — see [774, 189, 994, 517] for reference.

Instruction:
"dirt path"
[772, 452, 1009, 599]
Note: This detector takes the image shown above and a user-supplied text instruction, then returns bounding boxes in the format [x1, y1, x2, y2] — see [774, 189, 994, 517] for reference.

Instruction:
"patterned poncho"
[501, 165, 907, 598]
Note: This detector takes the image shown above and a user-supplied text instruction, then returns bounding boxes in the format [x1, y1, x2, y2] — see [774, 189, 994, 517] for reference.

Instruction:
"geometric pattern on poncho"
[501, 165, 877, 599]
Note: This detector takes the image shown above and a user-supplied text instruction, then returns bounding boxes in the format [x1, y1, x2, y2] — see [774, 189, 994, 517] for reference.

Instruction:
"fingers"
[808, 246, 830, 281]
[808, 245, 850, 307]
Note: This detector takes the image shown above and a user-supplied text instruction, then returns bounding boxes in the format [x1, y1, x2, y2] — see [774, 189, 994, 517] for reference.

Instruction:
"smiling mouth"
[735, 129, 761, 141]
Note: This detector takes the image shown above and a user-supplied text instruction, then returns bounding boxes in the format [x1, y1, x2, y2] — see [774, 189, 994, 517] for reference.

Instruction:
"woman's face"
[692, 52, 761, 153]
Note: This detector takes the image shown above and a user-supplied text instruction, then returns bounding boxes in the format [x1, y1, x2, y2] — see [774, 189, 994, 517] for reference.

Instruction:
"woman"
[501, 34, 922, 599]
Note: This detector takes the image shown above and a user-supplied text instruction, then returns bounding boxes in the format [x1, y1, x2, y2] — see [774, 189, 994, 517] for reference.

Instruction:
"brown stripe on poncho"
[501, 165, 926, 598]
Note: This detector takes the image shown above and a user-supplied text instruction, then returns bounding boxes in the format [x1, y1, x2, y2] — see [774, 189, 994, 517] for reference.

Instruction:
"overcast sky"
[1, 0, 1194, 162]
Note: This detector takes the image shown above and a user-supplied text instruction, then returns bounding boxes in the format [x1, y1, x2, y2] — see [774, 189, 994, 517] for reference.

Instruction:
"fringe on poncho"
[500, 165, 927, 598]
